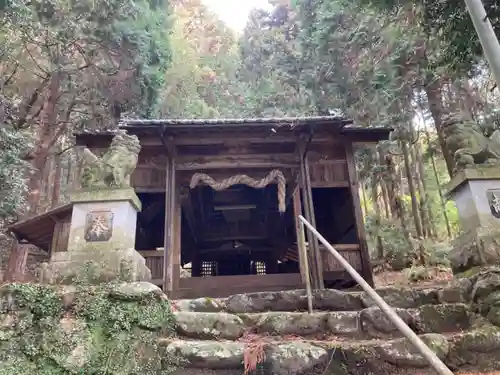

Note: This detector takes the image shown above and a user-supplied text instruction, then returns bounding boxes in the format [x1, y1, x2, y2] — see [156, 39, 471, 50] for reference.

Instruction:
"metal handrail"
[297, 215, 454, 375]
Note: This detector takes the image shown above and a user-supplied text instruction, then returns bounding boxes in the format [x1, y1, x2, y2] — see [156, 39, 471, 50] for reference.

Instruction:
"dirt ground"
[373, 266, 454, 288]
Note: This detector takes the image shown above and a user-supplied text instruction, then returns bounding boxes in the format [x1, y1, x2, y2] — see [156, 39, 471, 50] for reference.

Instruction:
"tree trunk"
[397, 163, 413, 248]
[413, 143, 435, 238]
[377, 148, 391, 219]
[26, 73, 61, 214]
[381, 184, 391, 219]
[425, 77, 454, 177]
[386, 154, 412, 247]
[41, 155, 53, 212]
[431, 149, 453, 238]
[401, 140, 424, 239]
[370, 177, 384, 260]
[423, 125, 453, 239]
[72, 147, 83, 191]
[51, 152, 62, 208]
[385, 154, 401, 218]
[360, 182, 369, 216]
[4, 239, 28, 282]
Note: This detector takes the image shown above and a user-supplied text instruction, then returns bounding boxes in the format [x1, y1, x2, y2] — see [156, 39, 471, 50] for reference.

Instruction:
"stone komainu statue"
[80, 130, 141, 189]
[443, 112, 500, 173]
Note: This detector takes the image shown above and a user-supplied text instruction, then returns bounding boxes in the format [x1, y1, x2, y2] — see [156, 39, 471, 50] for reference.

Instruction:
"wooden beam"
[310, 181, 349, 188]
[177, 154, 299, 163]
[201, 235, 267, 242]
[170, 134, 339, 146]
[345, 142, 374, 287]
[135, 187, 166, 193]
[176, 159, 299, 171]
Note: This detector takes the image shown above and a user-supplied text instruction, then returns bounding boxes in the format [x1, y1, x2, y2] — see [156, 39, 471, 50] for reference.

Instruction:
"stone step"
[173, 282, 470, 313]
[173, 303, 473, 340]
[160, 324, 500, 375]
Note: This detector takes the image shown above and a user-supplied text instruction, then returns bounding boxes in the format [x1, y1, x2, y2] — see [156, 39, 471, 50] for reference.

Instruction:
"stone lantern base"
[41, 188, 151, 284]
[446, 168, 500, 274]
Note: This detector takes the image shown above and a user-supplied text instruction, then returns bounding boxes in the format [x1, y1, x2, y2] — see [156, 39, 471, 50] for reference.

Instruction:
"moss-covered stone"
[0, 282, 178, 375]
[486, 306, 500, 326]
[174, 311, 245, 340]
[361, 287, 438, 309]
[447, 324, 500, 369]
[70, 188, 142, 211]
[449, 229, 500, 274]
[41, 249, 152, 285]
[472, 269, 500, 302]
[437, 278, 472, 303]
[416, 304, 471, 333]
[359, 306, 415, 338]
[376, 333, 449, 367]
[174, 297, 225, 312]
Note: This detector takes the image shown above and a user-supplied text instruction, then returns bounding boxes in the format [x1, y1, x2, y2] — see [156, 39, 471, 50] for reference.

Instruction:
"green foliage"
[0, 125, 31, 219]
[404, 265, 432, 282]
[159, 0, 243, 118]
[1, 0, 172, 127]
[237, 6, 314, 117]
[366, 216, 415, 270]
[355, 0, 500, 73]
[6, 283, 63, 318]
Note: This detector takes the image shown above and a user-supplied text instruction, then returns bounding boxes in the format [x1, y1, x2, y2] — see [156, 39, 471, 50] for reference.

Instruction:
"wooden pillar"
[172, 188, 181, 296]
[163, 155, 177, 294]
[345, 142, 374, 287]
[299, 146, 324, 290]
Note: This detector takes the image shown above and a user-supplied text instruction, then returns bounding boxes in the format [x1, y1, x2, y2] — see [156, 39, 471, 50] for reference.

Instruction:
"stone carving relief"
[487, 189, 500, 219]
[85, 210, 114, 242]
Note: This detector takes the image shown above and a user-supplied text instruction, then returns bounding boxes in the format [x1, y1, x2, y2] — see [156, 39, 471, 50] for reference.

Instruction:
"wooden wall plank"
[178, 273, 303, 298]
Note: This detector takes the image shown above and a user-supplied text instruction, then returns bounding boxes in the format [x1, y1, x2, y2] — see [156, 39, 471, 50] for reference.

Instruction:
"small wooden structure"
[8, 117, 391, 298]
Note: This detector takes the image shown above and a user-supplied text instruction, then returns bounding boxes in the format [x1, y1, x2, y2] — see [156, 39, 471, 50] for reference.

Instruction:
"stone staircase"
[162, 273, 500, 375]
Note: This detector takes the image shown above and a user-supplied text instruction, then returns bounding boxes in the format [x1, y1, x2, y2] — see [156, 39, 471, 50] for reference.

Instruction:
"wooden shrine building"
[8, 117, 391, 298]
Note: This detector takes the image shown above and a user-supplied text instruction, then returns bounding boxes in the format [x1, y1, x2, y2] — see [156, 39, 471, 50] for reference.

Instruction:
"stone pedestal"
[447, 168, 500, 273]
[41, 188, 152, 284]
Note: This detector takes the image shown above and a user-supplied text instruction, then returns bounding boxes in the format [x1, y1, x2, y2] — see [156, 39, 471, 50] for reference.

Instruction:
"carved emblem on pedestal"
[487, 189, 500, 219]
[85, 210, 114, 242]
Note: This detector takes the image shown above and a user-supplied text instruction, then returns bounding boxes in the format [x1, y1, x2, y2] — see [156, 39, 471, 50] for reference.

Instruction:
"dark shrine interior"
[134, 184, 358, 278]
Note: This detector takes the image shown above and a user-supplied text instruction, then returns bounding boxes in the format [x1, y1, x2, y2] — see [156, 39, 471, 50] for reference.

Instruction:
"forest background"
[1, 0, 500, 282]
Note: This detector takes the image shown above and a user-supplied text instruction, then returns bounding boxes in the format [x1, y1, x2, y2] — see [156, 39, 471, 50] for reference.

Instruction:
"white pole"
[464, 0, 500, 87]
[298, 215, 454, 375]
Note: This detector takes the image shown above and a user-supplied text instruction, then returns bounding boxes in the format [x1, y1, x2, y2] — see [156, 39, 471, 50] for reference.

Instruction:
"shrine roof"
[74, 116, 392, 145]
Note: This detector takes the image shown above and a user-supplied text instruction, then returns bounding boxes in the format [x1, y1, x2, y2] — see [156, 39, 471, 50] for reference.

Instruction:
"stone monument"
[444, 113, 500, 273]
[41, 130, 152, 284]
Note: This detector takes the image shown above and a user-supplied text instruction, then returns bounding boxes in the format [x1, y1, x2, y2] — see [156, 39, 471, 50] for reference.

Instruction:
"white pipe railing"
[298, 220, 313, 313]
[297, 215, 454, 375]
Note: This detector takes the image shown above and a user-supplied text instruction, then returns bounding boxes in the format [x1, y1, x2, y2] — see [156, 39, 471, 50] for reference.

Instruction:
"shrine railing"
[297, 215, 454, 375]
